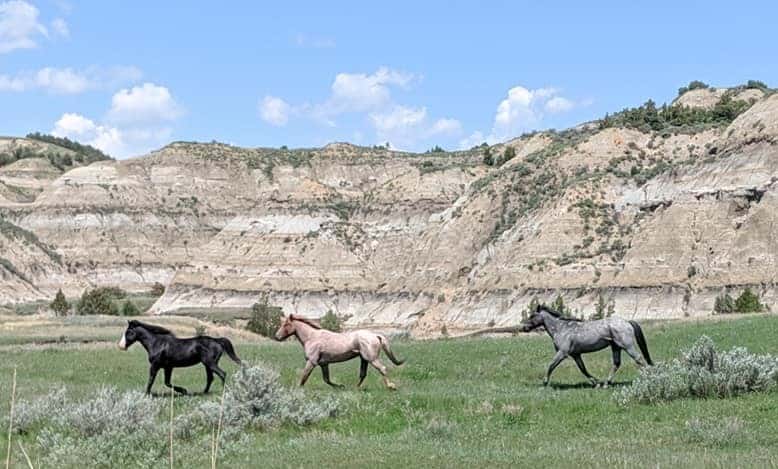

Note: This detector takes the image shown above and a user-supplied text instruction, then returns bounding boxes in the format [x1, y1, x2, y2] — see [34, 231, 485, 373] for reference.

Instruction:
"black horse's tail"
[378, 335, 405, 366]
[217, 337, 242, 365]
[628, 321, 653, 366]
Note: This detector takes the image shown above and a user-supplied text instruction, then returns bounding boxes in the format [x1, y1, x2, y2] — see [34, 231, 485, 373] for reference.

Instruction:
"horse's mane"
[538, 305, 584, 322]
[290, 315, 322, 329]
[130, 320, 176, 336]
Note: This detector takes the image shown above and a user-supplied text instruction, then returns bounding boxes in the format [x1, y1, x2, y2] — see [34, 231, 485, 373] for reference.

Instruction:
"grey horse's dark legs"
[606, 346, 622, 386]
[572, 354, 599, 387]
[544, 350, 567, 386]
[623, 344, 647, 367]
[321, 364, 343, 388]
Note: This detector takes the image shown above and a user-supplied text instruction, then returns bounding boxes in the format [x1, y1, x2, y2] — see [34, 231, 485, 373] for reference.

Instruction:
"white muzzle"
[118, 333, 127, 350]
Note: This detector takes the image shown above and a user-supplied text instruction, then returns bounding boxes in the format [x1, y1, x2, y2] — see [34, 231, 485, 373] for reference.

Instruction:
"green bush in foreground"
[616, 336, 778, 405]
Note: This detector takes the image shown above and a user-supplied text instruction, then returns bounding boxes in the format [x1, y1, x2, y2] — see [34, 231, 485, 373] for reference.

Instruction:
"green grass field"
[2, 314, 778, 468]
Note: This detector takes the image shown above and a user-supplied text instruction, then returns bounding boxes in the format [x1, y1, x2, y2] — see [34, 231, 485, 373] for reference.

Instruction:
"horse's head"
[274, 315, 296, 341]
[519, 305, 546, 332]
[118, 320, 141, 350]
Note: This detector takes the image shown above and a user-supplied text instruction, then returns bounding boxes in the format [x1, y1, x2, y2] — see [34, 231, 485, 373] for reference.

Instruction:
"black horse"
[118, 320, 242, 395]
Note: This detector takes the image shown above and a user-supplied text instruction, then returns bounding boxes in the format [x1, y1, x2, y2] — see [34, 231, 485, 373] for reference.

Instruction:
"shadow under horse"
[520, 305, 653, 387]
[118, 320, 242, 395]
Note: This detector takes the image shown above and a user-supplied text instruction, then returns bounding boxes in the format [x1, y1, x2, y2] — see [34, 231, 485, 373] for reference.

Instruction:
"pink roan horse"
[274, 315, 405, 389]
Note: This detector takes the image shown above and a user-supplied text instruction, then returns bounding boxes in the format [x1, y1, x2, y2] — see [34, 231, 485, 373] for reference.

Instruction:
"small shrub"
[195, 364, 338, 430]
[482, 147, 494, 166]
[77, 288, 119, 315]
[50, 289, 70, 316]
[616, 336, 778, 405]
[150, 282, 165, 297]
[713, 292, 735, 314]
[734, 288, 764, 313]
[120, 300, 140, 316]
[320, 310, 342, 332]
[745, 80, 768, 90]
[677, 80, 710, 96]
[246, 294, 282, 337]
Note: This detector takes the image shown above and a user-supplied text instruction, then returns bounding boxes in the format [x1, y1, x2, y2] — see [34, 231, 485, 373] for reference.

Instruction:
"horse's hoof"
[387, 382, 397, 390]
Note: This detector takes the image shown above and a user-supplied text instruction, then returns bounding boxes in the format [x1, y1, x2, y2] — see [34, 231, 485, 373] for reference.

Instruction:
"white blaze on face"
[118, 332, 127, 350]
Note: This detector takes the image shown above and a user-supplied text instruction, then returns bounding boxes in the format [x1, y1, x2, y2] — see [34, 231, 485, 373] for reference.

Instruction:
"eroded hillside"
[1, 83, 776, 335]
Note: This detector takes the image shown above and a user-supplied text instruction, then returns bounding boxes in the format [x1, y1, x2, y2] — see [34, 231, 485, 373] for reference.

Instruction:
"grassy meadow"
[2, 314, 778, 468]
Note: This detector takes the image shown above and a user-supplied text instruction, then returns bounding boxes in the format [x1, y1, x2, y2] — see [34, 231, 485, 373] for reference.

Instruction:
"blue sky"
[2, 1, 778, 157]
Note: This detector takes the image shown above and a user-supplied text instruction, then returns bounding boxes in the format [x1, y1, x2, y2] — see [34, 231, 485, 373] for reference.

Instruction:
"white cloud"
[324, 67, 416, 114]
[258, 67, 421, 128]
[488, 85, 577, 142]
[261, 67, 464, 150]
[34, 67, 89, 93]
[51, 83, 182, 158]
[294, 33, 335, 49]
[458, 131, 486, 150]
[259, 95, 290, 126]
[107, 82, 182, 125]
[50, 17, 68, 37]
[0, 65, 142, 94]
[429, 118, 462, 136]
[52, 113, 125, 156]
[545, 96, 574, 113]
[370, 105, 461, 149]
[0, 0, 48, 53]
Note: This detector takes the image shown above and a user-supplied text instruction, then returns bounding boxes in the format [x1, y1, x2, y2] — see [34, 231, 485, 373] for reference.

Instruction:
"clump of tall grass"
[684, 416, 747, 447]
[616, 336, 778, 404]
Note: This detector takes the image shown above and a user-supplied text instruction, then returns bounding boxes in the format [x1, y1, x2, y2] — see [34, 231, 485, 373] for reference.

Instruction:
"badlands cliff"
[1, 84, 777, 334]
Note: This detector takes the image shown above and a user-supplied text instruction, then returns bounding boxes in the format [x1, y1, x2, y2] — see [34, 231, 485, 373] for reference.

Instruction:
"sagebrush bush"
[8, 364, 337, 467]
[195, 364, 338, 430]
[616, 336, 778, 404]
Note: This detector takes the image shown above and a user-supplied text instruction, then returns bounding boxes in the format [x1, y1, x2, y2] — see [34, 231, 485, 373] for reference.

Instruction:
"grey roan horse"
[520, 304, 653, 387]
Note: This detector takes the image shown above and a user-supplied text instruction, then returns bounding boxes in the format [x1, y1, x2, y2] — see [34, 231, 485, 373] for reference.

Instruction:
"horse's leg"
[203, 366, 214, 394]
[299, 360, 316, 387]
[369, 359, 397, 390]
[606, 346, 622, 387]
[164, 367, 188, 395]
[212, 365, 226, 384]
[357, 358, 369, 388]
[146, 364, 160, 395]
[623, 343, 648, 367]
[544, 351, 567, 387]
[320, 364, 343, 388]
[571, 354, 599, 388]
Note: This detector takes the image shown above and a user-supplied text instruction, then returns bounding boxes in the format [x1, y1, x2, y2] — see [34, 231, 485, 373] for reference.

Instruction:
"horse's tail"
[217, 337, 242, 365]
[628, 321, 653, 366]
[378, 335, 405, 366]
